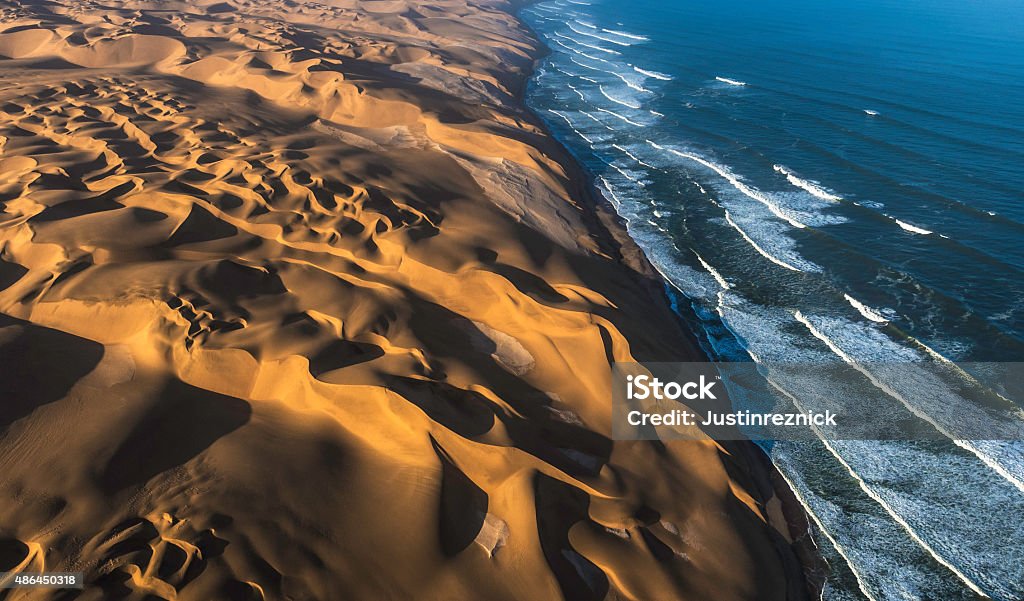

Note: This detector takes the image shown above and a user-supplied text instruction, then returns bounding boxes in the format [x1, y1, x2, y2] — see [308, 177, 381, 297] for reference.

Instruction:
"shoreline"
[507, 0, 828, 596]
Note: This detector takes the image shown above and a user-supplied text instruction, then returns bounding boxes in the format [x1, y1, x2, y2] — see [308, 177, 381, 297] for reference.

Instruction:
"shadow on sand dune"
[0, 313, 103, 429]
[99, 378, 251, 493]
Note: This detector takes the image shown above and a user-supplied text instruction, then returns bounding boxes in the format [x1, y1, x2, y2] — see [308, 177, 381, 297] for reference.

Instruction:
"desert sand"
[0, 0, 815, 599]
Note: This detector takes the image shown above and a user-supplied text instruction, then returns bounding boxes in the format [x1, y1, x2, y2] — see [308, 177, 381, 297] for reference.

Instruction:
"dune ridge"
[0, 0, 816, 599]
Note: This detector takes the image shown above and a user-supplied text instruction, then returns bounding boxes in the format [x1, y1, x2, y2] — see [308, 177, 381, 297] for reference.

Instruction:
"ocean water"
[519, 0, 1024, 599]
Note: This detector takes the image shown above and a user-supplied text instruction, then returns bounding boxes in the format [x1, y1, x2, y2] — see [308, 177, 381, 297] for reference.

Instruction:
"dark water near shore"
[519, 0, 1024, 598]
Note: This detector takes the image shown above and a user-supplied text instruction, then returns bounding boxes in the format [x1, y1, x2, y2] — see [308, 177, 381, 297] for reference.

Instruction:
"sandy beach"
[0, 0, 814, 598]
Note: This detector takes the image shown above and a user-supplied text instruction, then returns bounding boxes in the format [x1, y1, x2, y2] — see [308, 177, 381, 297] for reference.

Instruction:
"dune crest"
[0, 1, 813, 599]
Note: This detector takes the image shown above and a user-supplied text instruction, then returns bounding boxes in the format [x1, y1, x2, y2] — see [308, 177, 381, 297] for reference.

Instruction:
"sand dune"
[0, 0, 815, 599]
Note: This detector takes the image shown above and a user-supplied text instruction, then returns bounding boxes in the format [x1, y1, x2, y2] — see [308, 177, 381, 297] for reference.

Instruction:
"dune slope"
[0, 1, 813, 599]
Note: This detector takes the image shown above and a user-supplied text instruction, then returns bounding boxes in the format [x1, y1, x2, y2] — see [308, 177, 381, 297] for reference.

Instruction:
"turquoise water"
[520, 0, 1024, 598]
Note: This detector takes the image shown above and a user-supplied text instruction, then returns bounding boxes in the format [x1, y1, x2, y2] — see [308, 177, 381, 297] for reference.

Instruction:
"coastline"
[507, 0, 827, 596]
[506, 0, 827, 597]
[0, 0, 818, 598]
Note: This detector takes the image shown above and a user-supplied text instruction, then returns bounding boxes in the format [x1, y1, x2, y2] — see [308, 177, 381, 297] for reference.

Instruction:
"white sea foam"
[566, 22, 632, 46]
[770, 457, 882, 601]
[646, 141, 808, 228]
[568, 36, 621, 55]
[769, 328, 991, 601]
[580, 110, 614, 130]
[612, 144, 656, 168]
[725, 297, 1023, 470]
[551, 37, 580, 54]
[864, 109, 880, 116]
[551, 33, 614, 62]
[773, 164, 842, 201]
[610, 145, 634, 161]
[609, 162, 639, 182]
[609, 71, 651, 92]
[596, 107, 644, 126]
[547, 109, 572, 124]
[844, 294, 889, 323]
[573, 19, 597, 29]
[794, 311, 1024, 494]
[546, 109, 594, 143]
[724, 211, 803, 271]
[649, 109, 664, 117]
[893, 218, 932, 235]
[694, 252, 730, 289]
[633, 66, 673, 81]
[716, 76, 747, 86]
[598, 85, 641, 109]
[567, 55, 602, 72]
[597, 176, 621, 208]
[777, 421, 1024, 601]
[790, 313, 1024, 601]
[752, 351, 912, 601]
[575, 49, 610, 63]
[602, 28, 649, 41]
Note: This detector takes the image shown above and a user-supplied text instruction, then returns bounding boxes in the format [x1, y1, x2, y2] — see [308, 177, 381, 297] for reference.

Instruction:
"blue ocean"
[519, 0, 1024, 598]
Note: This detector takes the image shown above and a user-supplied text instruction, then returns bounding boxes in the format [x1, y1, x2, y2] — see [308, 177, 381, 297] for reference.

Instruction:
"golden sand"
[0, 1, 813, 598]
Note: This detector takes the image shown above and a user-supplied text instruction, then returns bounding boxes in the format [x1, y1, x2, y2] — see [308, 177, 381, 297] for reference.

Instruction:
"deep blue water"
[519, 0, 1024, 599]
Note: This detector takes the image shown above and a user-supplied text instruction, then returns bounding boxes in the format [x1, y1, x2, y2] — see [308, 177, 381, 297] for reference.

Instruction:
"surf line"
[568, 55, 603, 72]
[596, 107, 644, 126]
[580, 110, 614, 130]
[773, 164, 841, 201]
[612, 143, 656, 168]
[598, 175, 623, 208]
[599, 85, 641, 109]
[566, 22, 632, 46]
[633, 66, 673, 81]
[843, 293, 888, 323]
[547, 109, 594, 143]
[551, 34, 614, 64]
[553, 30, 621, 55]
[723, 212, 802, 272]
[790, 313, 999, 597]
[747, 352, 881, 601]
[611, 71, 651, 93]
[646, 141, 807, 229]
[566, 83, 586, 101]
[694, 251, 731, 290]
[796, 310, 1024, 495]
[715, 76, 746, 86]
[603, 28, 648, 42]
